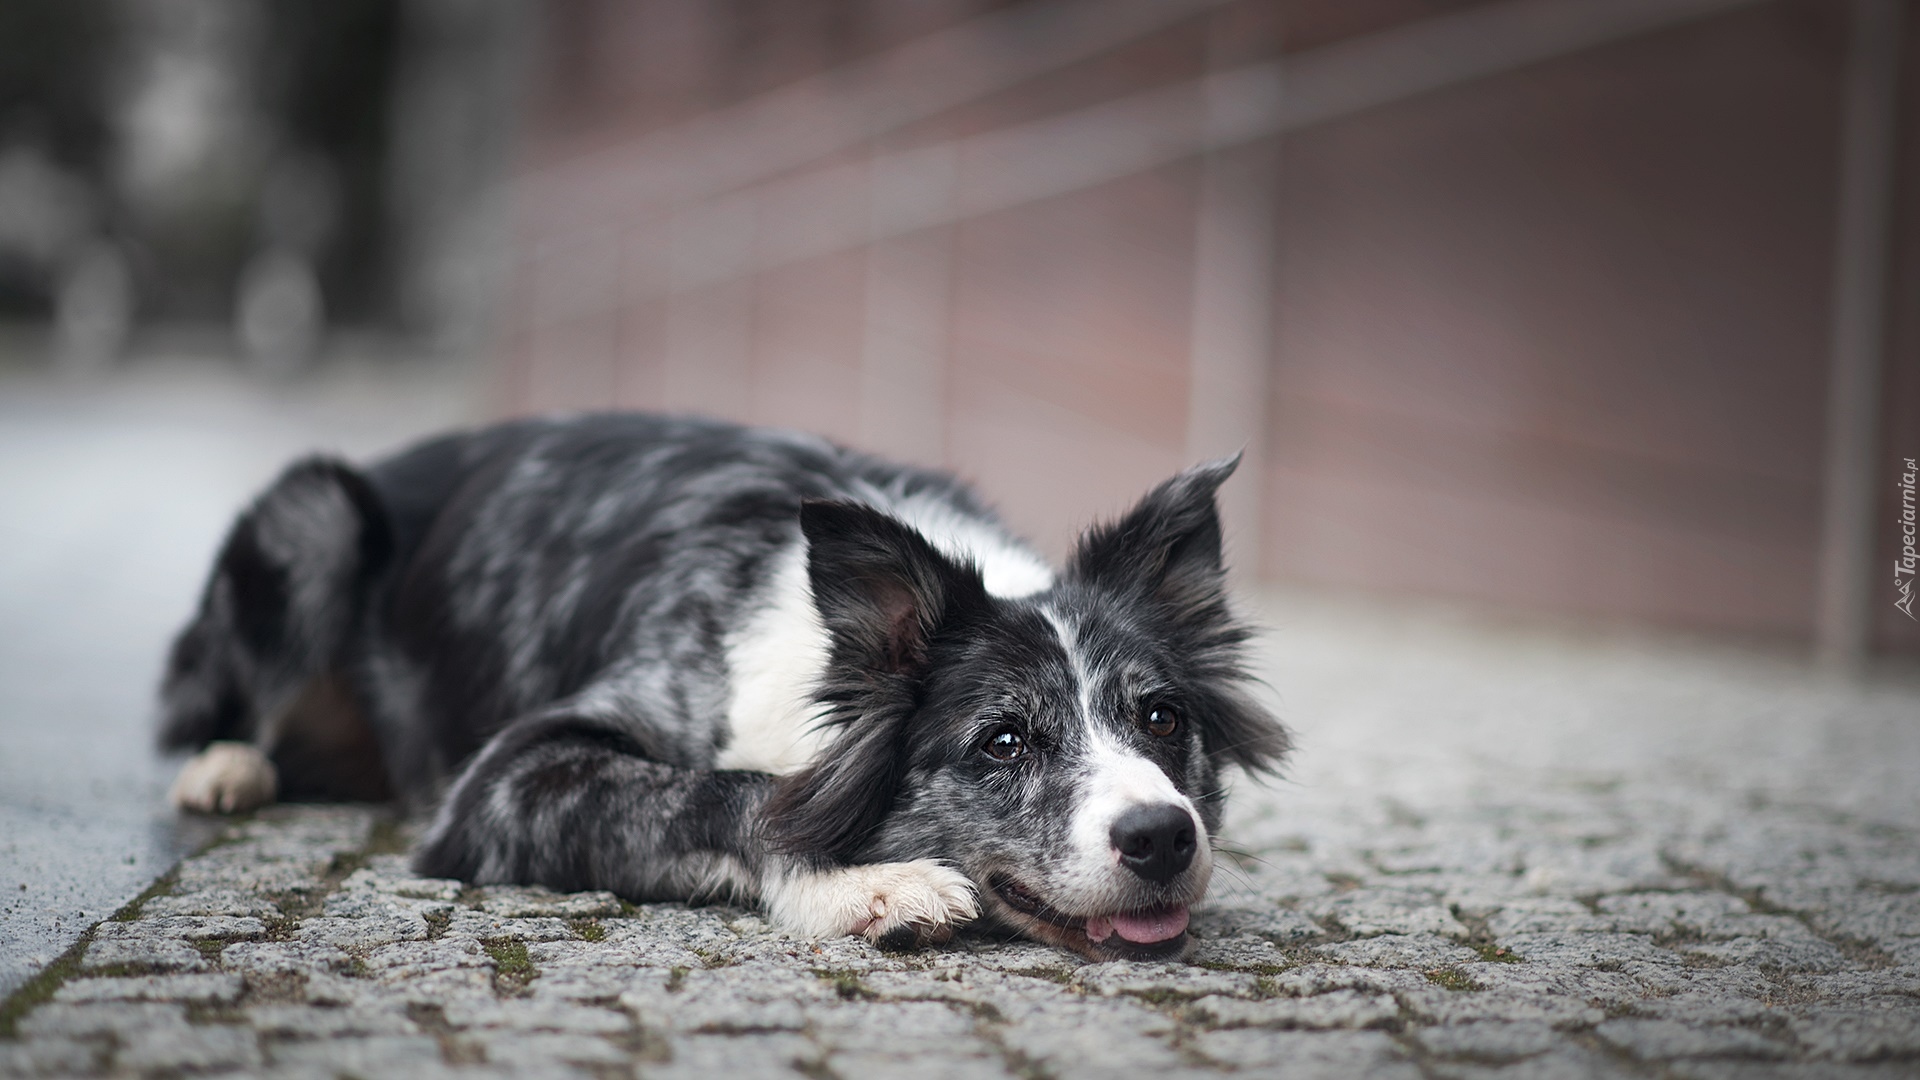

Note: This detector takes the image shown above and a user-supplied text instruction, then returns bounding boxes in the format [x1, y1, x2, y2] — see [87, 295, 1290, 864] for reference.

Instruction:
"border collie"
[159, 414, 1288, 960]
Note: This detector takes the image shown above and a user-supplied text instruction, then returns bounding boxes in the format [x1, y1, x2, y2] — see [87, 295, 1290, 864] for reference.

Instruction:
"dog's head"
[765, 458, 1288, 960]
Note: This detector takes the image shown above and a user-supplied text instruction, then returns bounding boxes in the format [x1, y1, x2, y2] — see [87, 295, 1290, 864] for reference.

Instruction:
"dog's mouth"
[988, 874, 1191, 961]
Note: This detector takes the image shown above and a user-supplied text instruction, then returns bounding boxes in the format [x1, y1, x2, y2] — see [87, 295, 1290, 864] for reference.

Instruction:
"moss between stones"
[814, 969, 877, 1001]
[569, 919, 606, 942]
[1424, 967, 1482, 992]
[483, 939, 537, 994]
[0, 934, 91, 1039]
[0, 868, 182, 1038]
[1473, 943, 1523, 963]
[1195, 959, 1294, 977]
[107, 871, 180, 923]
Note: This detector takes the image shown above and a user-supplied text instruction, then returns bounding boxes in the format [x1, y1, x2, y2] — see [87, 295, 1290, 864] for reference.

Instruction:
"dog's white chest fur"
[717, 495, 1052, 774]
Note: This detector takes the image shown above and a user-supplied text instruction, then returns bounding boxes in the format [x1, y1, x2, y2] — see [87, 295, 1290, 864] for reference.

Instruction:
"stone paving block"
[936, 941, 1072, 976]
[1806, 969, 1920, 998]
[1497, 933, 1685, 968]
[1189, 904, 1327, 944]
[268, 1034, 446, 1073]
[0, 1036, 102, 1078]
[1312, 932, 1479, 969]
[527, 966, 659, 1001]
[1073, 960, 1256, 998]
[116, 1023, 262, 1072]
[855, 968, 1076, 1013]
[1304, 889, 1470, 938]
[1485, 897, 1616, 937]
[619, 966, 830, 1034]
[367, 967, 497, 1004]
[1632, 964, 1778, 1001]
[18, 1002, 187, 1038]
[1594, 892, 1752, 934]
[1400, 988, 1606, 1029]
[219, 940, 354, 978]
[1803, 893, 1920, 945]
[1704, 914, 1826, 941]
[1517, 837, 1682, 896]
[1410, 1020, 1569, 1061]
[53, 972, 244, 1004]
[323, 889, 454, 921]
[1186, 933, 1294, 972]
[820, 1050, 1013, 1080]
[95, 915, 266, 942]
[1000, 1028, 1190, 1080]
[249, 1004, 421, 1037]
[809, 1000, 990, 1060]
[1787, 1007, 1920, 1061]
[446, 912, 578, 942]
[478, 886, 624, 919]
[472, 1031, 631, 1066]
[444, 999, 633, 1033]
[994, 996, 1185, 1078]
[1672, 1064, 1920, 1080]
[1678, 936, 1852, 972]
[80, 934, 209, 973]
[1184, 989, 1399, 1030]
[1428, 1045, 1648, 1080]
[344, 861, 466, 901]
[363, 937, 493, 976]
[1594, 1018, 1790, 1061]
[525, 936, 704, 971]
[644, 1033, 819, 1080]
[1270, 962, 1435, 997]
[296, 914, 433, 949]
[240, 806, 380, 849]
[143, 890, 284, 918]
[1628, 990, 1782, 1025]
[173, 855, 331, 895]
[1449, 961, 1642, 1006]
[1881, 936, 1920, 969]
[1190, 1029, 1422, 1078]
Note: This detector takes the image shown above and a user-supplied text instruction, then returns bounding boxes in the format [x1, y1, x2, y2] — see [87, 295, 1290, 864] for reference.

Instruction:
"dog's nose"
[1110, 803, 1197, 883]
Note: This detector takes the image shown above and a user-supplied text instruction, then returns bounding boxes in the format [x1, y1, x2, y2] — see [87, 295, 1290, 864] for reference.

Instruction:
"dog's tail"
[158, 457, 391, 753]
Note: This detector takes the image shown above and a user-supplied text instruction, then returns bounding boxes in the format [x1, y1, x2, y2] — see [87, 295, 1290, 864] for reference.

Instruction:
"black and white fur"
[159, 414, 1288, 959]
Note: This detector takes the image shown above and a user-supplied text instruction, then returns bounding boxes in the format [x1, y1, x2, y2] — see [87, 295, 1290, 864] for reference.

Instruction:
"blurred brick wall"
[495, 0, 1918, 655]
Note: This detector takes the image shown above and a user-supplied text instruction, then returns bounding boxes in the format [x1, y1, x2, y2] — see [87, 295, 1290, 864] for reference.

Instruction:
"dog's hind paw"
[765, 860, 979, 948]
[170, 741, 278, 814]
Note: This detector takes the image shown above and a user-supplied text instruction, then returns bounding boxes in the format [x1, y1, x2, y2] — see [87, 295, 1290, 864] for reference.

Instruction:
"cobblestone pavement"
[4, 592, 1919, 1077]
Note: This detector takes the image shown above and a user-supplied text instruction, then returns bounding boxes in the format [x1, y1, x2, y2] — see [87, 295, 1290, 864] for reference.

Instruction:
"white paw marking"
[169, 742, 278, 814]
[764, 860, 979, 943]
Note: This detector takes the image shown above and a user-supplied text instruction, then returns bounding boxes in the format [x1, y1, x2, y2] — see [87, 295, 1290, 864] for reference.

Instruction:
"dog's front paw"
[170, 741, 278, 814]
[765, 860, 978, 949]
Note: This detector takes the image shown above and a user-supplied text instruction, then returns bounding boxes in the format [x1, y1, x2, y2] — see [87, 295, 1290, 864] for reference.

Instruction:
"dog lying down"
[160, 414, 1289, 961]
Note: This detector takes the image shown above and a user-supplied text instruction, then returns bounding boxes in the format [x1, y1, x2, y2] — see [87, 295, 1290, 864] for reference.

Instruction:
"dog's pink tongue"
[1100, 906, 1189, 945]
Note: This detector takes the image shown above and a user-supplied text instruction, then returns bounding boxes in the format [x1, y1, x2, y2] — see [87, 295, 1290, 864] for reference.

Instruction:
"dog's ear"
[763, 501, 986, 860]
[1066, 455, 1238, 619]
[798, 499, 984, 677]
[1066, 456, 1291, 776]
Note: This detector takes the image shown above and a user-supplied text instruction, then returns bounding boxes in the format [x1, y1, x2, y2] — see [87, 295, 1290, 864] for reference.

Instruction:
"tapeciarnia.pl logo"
[1898, 457, 1917, 620]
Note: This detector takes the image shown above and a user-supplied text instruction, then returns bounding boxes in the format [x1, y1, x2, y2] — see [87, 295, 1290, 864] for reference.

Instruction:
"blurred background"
[1, 0, 1918, 997]
[3, 0, 1916, 658]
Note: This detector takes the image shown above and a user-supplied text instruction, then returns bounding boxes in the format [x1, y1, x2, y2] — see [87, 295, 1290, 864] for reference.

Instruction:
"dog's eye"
[1144, 705, 1180, 738]
[981, 726, 1028, 762]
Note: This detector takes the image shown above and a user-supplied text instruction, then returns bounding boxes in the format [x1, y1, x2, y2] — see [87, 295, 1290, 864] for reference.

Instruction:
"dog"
[158, 413, 1288, 960]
